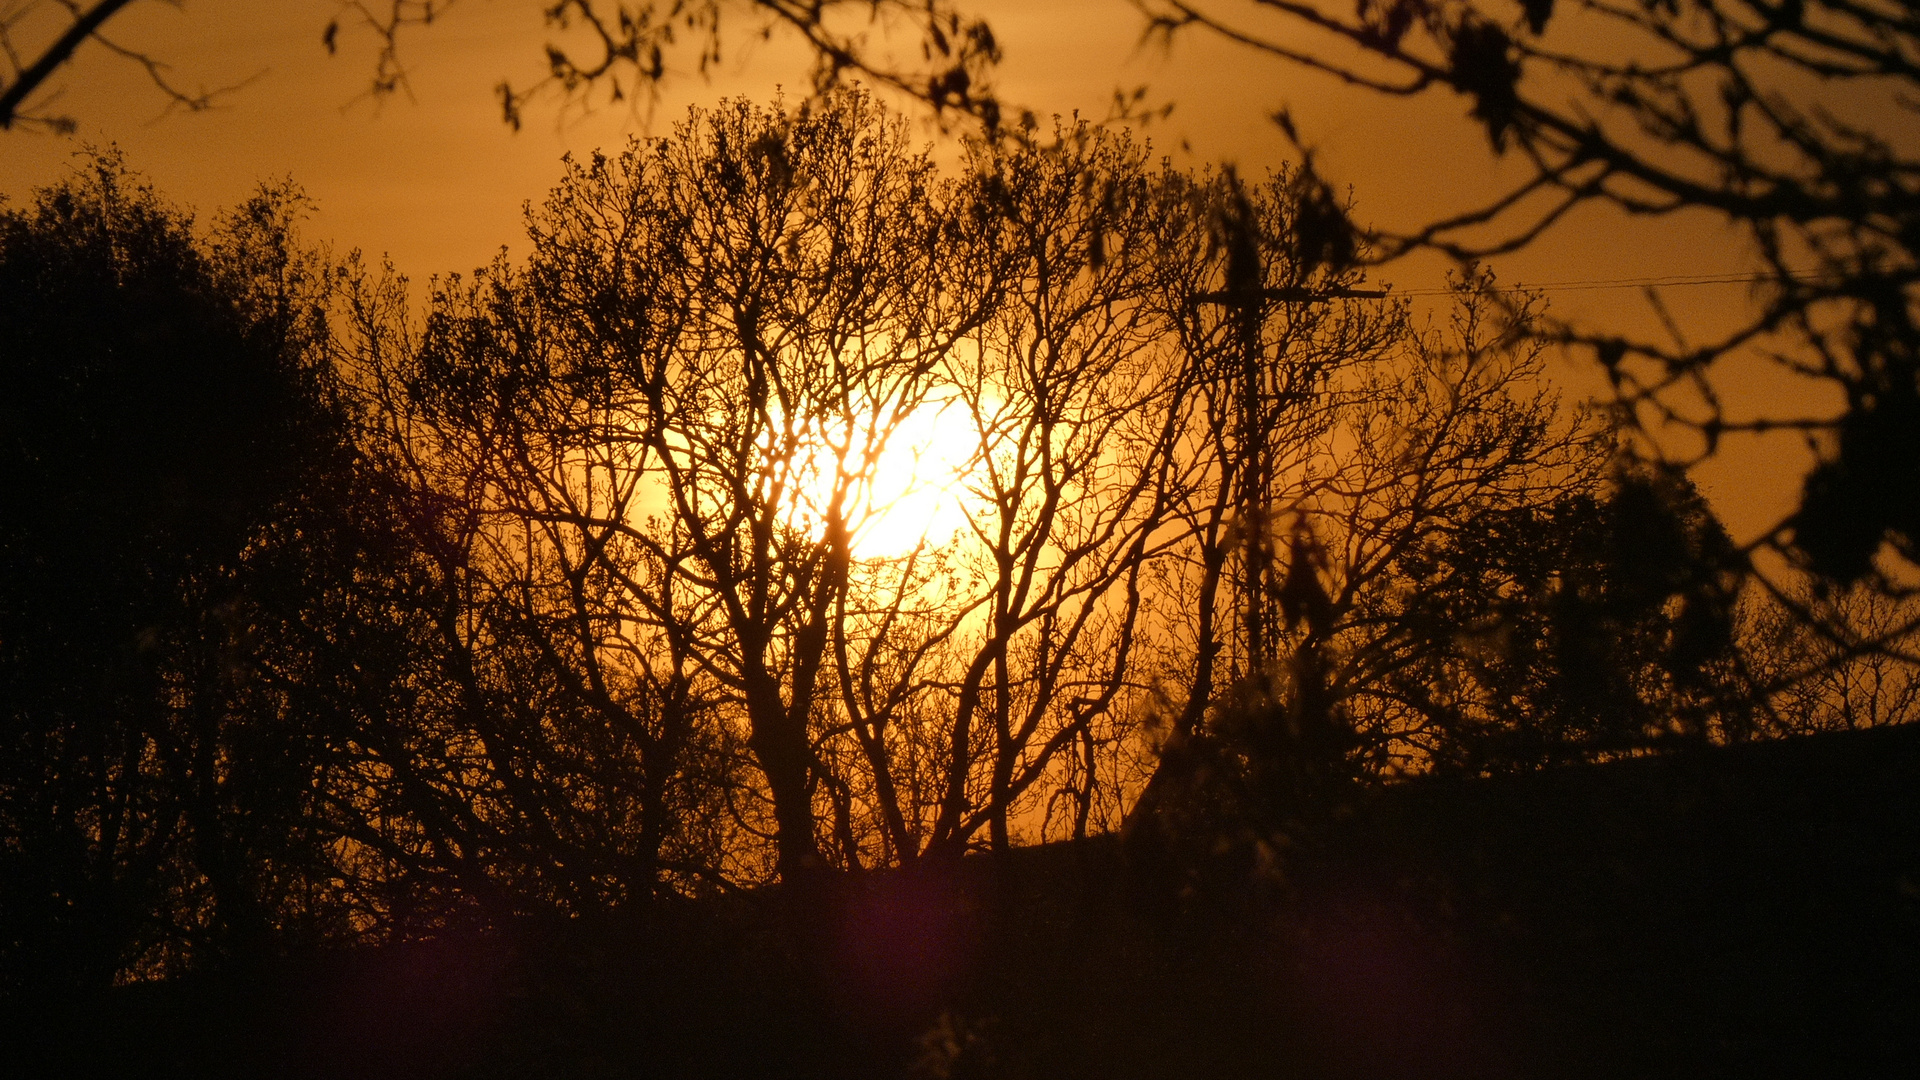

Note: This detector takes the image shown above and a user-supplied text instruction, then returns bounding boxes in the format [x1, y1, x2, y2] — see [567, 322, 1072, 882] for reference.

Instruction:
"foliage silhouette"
[0, 152, 370, 990]
[1129, 268, 1756, 891]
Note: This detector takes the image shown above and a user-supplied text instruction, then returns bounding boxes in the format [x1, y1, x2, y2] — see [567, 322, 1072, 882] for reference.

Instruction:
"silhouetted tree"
[338, 259, 748, 912]
[0, 154, 370, 989]
[1132, 268, 1754, 855]
[406, 98, 1768, 885]
[1318, 274, 1753, 775]
[354, 92, 1003, 883]
[1744, 584, 1920, 733]
[354, 98, 1410, 878]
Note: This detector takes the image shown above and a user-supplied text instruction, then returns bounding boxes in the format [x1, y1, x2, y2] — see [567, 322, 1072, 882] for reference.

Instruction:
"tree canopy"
[0, 152, 370, 988]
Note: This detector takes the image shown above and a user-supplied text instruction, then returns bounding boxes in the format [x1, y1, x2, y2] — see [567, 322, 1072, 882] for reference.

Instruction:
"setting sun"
[786, 398, 981, 561]
[851, 401, 981, 559]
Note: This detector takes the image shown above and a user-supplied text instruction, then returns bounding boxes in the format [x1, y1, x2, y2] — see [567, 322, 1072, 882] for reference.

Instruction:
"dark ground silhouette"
[11, 723, 1917, 1079]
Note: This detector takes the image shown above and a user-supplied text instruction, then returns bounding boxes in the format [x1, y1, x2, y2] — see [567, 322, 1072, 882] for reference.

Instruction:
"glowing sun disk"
[793, 400, 978, 559]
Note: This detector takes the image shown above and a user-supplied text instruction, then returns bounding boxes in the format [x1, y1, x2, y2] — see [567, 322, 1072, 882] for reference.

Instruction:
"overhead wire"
[1378, 268, 1836, 298]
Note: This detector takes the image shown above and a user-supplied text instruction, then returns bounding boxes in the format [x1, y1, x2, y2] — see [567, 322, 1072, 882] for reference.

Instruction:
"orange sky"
[0, 0, 1832, 543]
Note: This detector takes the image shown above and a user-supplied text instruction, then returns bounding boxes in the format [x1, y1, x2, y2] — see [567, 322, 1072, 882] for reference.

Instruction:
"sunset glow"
[787, 398, 980, 560]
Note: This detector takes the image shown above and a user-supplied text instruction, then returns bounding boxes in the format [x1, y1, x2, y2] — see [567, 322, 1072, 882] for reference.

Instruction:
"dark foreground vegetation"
[11, 722, 1917, 1080]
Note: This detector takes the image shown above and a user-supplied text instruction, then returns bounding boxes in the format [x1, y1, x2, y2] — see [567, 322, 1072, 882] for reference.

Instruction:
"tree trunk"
[744, 670, 818, 880]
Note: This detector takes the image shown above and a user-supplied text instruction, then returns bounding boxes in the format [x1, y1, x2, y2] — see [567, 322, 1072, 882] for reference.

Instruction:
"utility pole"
[1190, 278, 1382, 677]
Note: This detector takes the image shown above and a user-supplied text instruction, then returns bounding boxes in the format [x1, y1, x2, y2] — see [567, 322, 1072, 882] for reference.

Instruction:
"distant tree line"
[3, 93, 1909, 993]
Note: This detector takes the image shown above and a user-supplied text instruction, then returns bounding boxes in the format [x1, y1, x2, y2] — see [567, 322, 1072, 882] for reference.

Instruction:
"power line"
[1384, 268, 1833, 297]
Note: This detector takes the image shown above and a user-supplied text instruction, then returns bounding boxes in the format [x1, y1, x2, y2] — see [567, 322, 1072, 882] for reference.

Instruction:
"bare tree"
[1745, 585, 1920, 733]
[366, 92, 1002, 882]
[895, 121, 1195, 856]
[328, 87, 1797, 905]
[1306, 272, 1754, 775]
